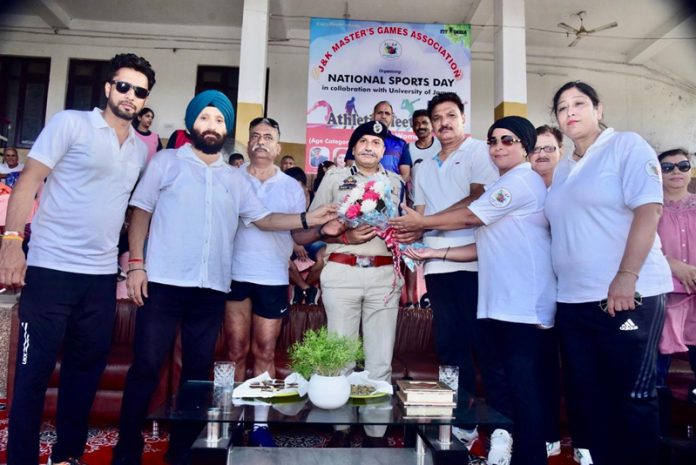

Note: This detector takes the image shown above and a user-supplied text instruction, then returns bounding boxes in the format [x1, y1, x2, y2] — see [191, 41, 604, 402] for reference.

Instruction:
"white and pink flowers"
[337, 178, 395, 228]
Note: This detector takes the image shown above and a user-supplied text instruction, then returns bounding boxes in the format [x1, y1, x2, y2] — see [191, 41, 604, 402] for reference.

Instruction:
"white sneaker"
[452, 426, 479, 449]
[574, 448, 594, 465]
[487, 428, 513, 465]
[546, 440, 561, 457]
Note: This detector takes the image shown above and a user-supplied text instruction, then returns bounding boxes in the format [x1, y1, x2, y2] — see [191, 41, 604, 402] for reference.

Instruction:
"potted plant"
[289, 327, 364, 409]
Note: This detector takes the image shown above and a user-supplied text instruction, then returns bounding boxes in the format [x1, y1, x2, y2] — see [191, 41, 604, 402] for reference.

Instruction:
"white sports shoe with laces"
[452, 426, 479, 449]
[487, 428, 513, 465]
[546, 440, 561, 456]
[573, 447, 594, 465]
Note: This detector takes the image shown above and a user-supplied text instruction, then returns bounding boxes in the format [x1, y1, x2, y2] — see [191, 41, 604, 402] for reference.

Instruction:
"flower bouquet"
[337, 178, 396, 229]
[337, 177, 405, 300]
[336, 177, 428, 274]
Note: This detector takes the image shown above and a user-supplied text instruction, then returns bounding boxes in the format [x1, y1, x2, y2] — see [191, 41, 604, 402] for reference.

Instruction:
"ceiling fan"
[558, 11, 618, 47]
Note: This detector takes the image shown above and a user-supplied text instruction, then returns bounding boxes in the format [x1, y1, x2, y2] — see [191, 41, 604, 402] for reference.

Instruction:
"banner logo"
[380, 40, 402, 59]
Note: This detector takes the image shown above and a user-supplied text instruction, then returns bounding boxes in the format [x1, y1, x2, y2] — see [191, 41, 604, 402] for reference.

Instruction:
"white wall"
[471, 55, 696, 153]
[2, 32, 695, 153]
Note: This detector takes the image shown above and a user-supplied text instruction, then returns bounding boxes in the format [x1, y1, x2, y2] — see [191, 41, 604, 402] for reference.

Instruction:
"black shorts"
[227, 280, 289, 319]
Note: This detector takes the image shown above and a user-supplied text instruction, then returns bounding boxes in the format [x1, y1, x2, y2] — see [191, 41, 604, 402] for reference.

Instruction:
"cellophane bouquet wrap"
[337, 178, 396, 229]
[337, 177, 405, 301]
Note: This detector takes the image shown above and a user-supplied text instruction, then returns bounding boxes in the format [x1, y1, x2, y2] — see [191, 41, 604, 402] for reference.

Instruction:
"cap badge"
[373, 122, 383, 134]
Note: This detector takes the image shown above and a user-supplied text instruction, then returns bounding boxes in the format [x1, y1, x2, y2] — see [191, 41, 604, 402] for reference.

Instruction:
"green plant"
[289, 327, 364, 378]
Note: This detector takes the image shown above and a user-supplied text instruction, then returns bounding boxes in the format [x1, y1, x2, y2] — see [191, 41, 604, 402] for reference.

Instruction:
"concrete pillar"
[493, 0, 528, 120]
[235, 0, 269, 145]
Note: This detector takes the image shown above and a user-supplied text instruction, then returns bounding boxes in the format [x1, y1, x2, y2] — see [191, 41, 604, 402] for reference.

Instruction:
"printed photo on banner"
[305, 18, 472, 173]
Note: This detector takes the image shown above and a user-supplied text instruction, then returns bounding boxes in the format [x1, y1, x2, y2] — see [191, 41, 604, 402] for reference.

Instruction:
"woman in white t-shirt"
[544, 81, 672, 465]
[393, 116, 554, 465]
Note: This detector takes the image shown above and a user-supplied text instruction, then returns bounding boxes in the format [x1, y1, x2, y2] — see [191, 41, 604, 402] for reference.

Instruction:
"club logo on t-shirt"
[645, 160, 661, 180]
[490, 188, 512, 208]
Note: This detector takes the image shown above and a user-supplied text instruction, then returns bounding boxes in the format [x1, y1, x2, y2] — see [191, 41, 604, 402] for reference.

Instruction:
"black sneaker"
[419, 293, 431, 309]
[291, 285, 304, 304]
[305, 287, 320, 305]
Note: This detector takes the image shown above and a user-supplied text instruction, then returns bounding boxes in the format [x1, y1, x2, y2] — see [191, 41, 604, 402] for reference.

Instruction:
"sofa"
[8, 300, 694, 437]
[6, 302, 439, 424]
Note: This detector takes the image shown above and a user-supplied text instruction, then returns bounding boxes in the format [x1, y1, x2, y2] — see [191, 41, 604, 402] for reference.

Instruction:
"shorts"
[304, 241, 326, 261]
[227, 280, 289, 319]
[291, 241, 326, 262]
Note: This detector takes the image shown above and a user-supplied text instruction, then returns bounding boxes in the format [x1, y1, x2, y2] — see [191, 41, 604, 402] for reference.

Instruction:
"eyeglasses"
[532, 145, 558, 154]
[660, 160, 691, 174]
[598, 292, 642, 313]
[111, 80, 149, 99]
[487, 135, 521, 146]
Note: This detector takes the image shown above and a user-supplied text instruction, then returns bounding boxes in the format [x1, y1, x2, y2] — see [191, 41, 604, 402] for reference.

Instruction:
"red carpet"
[0, 399, 584, 465]
[0, 416, 169, 465]
[0, 415, 582, 465]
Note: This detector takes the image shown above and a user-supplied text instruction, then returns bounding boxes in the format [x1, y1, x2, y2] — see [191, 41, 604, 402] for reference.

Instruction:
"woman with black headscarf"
[391, 116, 554, 465]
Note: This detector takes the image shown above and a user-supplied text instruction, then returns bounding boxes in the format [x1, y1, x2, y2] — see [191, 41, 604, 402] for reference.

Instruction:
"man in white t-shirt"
[0, 147, 24, 175]
[0, 54, 155, 465]
[410, 92, 498, 399]
[224, 117, 307, 447]
[226, 118, 305, 382]
[0, 147, 25, 188]
[403, 109, 441, 306]
[112, 94, 335, 464]
[407, 109, 441, 194]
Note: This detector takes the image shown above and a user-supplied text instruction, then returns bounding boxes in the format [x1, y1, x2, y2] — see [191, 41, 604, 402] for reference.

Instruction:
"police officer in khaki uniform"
[295, 121, 404, 384]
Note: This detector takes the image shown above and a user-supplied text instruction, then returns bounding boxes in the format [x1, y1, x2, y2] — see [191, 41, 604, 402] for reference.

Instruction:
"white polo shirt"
[27, 108, 147, 274]
[545, 128, 673, 302]
[469, 163, 556, 326]
[231, 165, 306, 285]
[413, 137, 498, 274]
[130, 146, 269, 293]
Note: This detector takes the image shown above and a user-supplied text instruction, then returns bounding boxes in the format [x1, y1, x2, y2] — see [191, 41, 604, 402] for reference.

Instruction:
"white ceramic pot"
[307, 374, 351, 409]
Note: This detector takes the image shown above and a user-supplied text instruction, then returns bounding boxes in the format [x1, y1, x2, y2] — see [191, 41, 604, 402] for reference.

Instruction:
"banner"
[305, 18, 471, 173]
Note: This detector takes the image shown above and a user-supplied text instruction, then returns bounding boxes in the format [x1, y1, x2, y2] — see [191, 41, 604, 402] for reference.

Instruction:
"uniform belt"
[328, 253, 393, 268]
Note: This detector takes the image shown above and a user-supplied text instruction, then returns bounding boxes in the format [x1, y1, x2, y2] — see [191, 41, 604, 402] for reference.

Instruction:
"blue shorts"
[304, 241, 326, 262]
[227, 280, 289, 319]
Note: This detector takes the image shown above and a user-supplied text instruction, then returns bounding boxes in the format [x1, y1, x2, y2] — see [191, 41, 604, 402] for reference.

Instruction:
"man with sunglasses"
[0, 53, 155, 465]
[400, 92, 498, 443]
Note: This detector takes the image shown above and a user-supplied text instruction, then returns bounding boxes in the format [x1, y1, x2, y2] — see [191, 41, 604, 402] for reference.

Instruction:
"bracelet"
[618, 269, 639, 279]
[127, 258, 144, 263]
[3, 230, 23, 238]
[1, 235, 23, 241]
[341, 232, 350, 245]
[126, 268, 147, 274]
[442, 246, 450, 261]
[300, 212, 309, 230]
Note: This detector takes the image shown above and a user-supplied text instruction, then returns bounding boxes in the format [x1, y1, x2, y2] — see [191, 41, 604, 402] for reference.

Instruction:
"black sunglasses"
[249, 117, 280, 130]
[660, 160, 691, 174]
[532, 145, 558, 154]
[487, 135, 521, 146]
[111, 80, 149, 99]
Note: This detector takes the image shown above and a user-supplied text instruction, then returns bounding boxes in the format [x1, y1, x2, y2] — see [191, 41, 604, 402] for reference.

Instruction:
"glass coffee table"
[149, 380, 512, 465]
